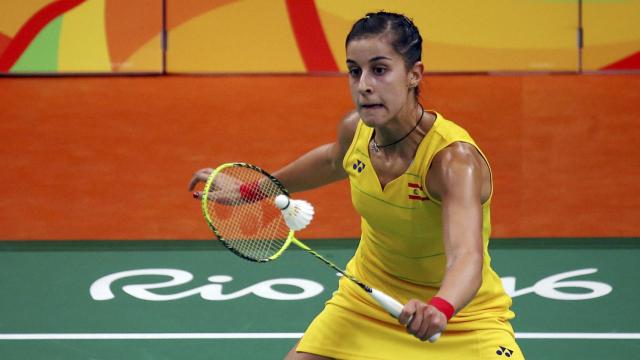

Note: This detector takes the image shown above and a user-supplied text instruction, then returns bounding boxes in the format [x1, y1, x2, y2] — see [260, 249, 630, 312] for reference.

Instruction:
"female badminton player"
[190, 11, 524, 360]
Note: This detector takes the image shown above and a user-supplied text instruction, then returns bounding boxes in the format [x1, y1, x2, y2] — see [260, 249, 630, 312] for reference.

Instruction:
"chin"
[359, 116, 379, 128]
[358, 111, 387, 128]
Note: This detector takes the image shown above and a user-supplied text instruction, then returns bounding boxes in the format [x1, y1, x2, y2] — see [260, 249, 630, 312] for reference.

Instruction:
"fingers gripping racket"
[197, 162, 440, 343]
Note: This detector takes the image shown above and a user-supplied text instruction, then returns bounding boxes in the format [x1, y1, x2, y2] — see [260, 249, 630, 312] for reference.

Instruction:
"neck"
[370, 104, 425, 153]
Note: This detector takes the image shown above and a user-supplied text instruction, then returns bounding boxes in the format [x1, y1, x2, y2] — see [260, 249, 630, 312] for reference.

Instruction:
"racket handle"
[369, 288, 441, 343]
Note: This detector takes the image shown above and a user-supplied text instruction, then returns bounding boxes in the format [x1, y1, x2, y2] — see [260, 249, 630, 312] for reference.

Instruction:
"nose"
[357, 72, 373, 94]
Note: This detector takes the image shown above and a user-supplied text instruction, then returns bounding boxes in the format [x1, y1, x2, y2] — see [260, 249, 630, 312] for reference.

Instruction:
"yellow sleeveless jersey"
[296, 112, 523, 359]
[339, 112, 515, 332]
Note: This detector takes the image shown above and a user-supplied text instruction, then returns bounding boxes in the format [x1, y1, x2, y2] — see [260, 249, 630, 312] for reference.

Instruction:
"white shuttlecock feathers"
[274, 194, 315, 231]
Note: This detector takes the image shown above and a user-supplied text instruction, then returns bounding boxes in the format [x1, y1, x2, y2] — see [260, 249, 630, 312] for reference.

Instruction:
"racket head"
[201, 162, 294, 262]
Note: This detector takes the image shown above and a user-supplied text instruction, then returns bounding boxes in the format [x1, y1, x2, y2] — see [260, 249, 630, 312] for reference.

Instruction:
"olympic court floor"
[0, 238, 638, 359]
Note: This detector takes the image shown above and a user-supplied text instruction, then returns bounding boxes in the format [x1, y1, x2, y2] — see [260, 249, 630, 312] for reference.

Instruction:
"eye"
[373, 66, 386, 75]
[348, 67, 361, 78]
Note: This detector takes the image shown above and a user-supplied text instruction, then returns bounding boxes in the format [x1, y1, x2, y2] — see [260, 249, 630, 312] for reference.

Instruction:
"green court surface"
[0, 238, 638, 359]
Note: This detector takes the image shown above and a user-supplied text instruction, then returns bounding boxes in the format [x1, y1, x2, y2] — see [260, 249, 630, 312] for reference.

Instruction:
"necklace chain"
[370, 105, 425, 153]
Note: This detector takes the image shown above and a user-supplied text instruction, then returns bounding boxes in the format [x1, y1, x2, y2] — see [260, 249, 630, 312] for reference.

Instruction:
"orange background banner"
[0, 74, 638, 240]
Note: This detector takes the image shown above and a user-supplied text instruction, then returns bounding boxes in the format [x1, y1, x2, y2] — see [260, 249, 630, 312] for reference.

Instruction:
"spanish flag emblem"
[408, 182, 429, 201]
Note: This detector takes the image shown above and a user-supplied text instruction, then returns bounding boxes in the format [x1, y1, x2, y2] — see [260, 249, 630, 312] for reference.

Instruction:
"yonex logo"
[496, 346, 514, 357]
[353, 159, 365, 173]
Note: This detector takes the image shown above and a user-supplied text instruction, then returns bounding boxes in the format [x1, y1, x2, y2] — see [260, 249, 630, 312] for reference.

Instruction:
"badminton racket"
[193, 162, 440, 342]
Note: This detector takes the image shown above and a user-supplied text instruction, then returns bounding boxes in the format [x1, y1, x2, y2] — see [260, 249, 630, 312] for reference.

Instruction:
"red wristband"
[239, 181, 266, 202]
[428, 296, 455, 321]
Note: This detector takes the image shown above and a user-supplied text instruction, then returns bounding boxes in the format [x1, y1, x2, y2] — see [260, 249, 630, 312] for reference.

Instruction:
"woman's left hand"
[399, 299, 447, 342]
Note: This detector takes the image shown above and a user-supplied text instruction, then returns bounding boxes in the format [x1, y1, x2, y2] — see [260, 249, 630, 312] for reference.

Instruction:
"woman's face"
[346, 35, 416, 128]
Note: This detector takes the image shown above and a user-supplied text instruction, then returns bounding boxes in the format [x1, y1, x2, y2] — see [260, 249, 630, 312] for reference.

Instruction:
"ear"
[407, 61, 424, 88]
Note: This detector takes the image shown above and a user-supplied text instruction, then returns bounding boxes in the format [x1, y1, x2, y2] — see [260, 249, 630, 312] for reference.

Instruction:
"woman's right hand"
[189, 167, 259, 205]
[188, 167, 214, 196]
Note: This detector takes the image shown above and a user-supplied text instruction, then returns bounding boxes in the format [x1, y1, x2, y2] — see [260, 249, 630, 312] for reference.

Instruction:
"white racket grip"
[369, 288, 441, 343]
[369, 288, 403, 318]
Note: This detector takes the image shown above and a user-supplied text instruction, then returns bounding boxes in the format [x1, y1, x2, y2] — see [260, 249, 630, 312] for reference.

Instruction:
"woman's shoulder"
[337, 109, 362, 148]
[427, 114, 483, 174]
[340, 109, 361, 133]
[430, 112, 474, 143]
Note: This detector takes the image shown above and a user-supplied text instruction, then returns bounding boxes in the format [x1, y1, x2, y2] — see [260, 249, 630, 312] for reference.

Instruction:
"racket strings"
[205, 166, 290, 261]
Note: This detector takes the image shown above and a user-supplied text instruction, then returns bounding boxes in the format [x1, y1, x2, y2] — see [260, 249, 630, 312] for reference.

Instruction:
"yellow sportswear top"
[340, 112, 515, 332]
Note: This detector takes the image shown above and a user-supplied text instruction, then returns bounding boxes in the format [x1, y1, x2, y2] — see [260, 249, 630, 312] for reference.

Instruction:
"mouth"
[360, 103, 384, 110]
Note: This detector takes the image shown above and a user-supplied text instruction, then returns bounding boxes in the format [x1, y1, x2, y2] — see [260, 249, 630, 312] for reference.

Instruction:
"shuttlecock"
[274, 194, 315, 231]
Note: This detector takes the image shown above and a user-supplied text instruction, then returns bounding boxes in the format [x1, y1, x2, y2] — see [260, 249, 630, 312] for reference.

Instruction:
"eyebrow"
[346, 56, 393, 65]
